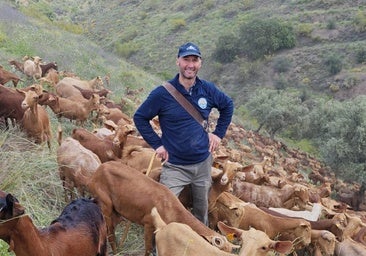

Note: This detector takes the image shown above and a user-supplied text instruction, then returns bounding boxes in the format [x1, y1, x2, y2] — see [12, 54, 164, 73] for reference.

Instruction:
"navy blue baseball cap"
[177, 42, 201, 58]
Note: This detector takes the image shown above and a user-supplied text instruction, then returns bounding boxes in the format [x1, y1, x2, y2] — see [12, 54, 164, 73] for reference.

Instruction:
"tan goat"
[209, 191, 312, 251]
[97, 104, 132, 125]
[232, 179, 310, 209]
[151, 206, 293, 256]
[39, 92, 100, 125]
[16, 89, 52, 149]
[87, 161, 237, 256]
[23, 56, 42, 80]
[57, 137, 102, 201]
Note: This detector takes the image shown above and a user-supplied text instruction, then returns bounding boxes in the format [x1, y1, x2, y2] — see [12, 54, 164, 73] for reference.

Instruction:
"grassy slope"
[0, 0, 365, 255]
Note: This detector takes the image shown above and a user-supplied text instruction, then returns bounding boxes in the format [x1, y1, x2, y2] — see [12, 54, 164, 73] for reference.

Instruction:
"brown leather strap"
[163, 82, 208, 132]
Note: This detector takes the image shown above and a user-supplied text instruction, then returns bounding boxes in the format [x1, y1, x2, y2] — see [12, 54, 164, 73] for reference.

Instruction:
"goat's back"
[46, 198, 108, 256]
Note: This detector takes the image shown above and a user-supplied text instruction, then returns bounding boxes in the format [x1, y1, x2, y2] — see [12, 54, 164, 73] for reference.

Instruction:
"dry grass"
[0, 125, 146, 255]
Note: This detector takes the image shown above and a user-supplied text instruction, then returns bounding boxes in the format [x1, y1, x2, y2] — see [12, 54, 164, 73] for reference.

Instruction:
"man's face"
[176, 55, 202, 80]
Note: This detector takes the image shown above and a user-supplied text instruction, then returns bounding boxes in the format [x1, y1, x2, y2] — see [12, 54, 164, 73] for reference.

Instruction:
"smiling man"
[133, 42, 234, 225]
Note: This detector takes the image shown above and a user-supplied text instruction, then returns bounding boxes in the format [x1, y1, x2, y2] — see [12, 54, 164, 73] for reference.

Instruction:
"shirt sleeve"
[212, 87, 234, 139]
[133, 87, 163, 149]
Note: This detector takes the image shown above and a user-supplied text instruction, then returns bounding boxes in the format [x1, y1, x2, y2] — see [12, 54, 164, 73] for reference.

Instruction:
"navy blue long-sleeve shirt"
[133, 74, 233, 165]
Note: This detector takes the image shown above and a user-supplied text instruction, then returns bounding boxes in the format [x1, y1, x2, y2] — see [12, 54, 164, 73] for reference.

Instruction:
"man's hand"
[208, 133, 221, 153]
[156, 145, 169, 163]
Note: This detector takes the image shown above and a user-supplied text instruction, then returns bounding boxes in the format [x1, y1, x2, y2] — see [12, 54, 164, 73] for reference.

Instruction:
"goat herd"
[1, 56, 366, 256]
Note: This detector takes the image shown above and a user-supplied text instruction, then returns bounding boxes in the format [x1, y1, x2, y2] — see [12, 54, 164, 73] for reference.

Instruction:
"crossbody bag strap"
[163, 82, 208, 132]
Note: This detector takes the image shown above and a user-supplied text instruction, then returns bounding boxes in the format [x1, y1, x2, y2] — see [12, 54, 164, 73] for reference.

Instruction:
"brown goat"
[0, 191, 108, 256]
[87, 161, 237, 256]
[39, 92, 100, 125]
[0, 84, 25, 129]
[16, 89, 52, 149]
[73, 84, 111, 99]
[0, 66, 22, 87]
[8, 59, 24, 73]
[0, 84, 44, 129]
[97, 104, 132, 125]
[40, 61, 57, 77]
[72, 124, 135, 162]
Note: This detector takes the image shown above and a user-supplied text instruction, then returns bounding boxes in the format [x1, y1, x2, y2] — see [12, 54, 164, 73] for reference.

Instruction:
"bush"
[353, 10, 366, 32]
[115, 41, 139, 58]
[238, 18, 296, 60]
[296, 23, 314, 37]
[356, 48, 366, 64]
[213, 33, 240, 63]
[170, 18, 186, 31]
[272, 56, 292, 73]
[324, 54, 342, 75]
[326, 19, 336, 30]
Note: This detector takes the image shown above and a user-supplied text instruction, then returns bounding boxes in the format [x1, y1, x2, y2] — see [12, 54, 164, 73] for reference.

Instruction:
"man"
[133, 42, 233, 225]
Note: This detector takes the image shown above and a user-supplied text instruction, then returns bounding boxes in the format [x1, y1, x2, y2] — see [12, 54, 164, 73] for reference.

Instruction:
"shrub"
[272, 56, 292, 73]
[326, 19, 336, 30]
[353, 10, 366, 32]
[296, 23, 314, 37]
[273, 74, 290, 90]
[213, 33, 240, 63]
[115, 41, 139, 58]
[170, 18, 186, 31]
[356, 48, 366, 63]
[324, 54, 342, 75]
[238, 17, 296, 60]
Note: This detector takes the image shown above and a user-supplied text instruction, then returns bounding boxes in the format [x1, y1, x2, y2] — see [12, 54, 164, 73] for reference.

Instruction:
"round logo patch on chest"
[198, 97, 207, 109]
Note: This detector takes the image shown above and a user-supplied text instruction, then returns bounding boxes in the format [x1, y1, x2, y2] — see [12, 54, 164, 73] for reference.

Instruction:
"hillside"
[1, 1, 366, 254]
[5, 0, 365, 105]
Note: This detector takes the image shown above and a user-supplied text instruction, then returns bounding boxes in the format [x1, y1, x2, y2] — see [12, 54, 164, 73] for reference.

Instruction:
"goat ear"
[6, 194, 25, 217]
[16, 89, 25, 95]
[272, 240, 293, 254]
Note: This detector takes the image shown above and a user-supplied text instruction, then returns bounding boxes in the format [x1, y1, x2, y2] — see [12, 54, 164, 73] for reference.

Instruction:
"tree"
[246, 88, 308, 138]
[238, 18, 296, 60]
[213, 33, 240, 63]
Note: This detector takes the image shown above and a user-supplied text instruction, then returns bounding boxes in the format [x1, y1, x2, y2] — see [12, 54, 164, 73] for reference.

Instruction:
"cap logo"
[186, 45, 197, 51]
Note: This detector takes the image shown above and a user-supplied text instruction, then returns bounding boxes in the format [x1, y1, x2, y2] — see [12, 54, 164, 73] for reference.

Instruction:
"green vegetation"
[238, 18, 296, 60]
[1, 0, 366, 254]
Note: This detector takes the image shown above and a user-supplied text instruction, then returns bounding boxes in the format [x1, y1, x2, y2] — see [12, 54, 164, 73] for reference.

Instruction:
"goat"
[8, 59, 24, 73]
[39, 92, 100, 126]
[39, 68, 59, 88]
[96, 104, 132, 125]
[57, 137, 102, 201]
[0, 191, 108, 256]
[335, 237, 366, 256]
[0, 84, 25, 129]
[151, 206, 292, 256]
[217, 221, 293, 256]
[0, 66, 22, 87]
[87, 161, 238, 256]
[72, 123, 135, 162]
[40, 61, 57, 77]
[16, 89, 52, 149]
[210, 191, 312, 251]
[23, 56, 42, 80]
[73, 84, 111, 99]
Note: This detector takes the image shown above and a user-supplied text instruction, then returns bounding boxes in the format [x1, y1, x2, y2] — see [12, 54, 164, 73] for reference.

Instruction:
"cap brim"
[179, 51, 201, 58]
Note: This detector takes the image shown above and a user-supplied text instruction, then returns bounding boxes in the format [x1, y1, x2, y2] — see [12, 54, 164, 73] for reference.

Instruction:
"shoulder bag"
[163, 82, 209, 132]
